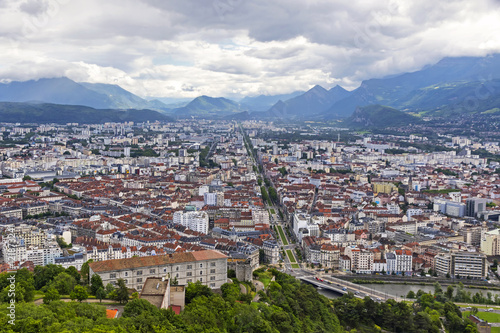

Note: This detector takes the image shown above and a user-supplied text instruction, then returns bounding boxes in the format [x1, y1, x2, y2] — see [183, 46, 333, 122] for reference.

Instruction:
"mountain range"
[1, 54, 500, 125]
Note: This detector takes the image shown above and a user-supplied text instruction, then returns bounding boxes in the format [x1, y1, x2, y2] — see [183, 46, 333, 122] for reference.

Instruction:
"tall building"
[466, 198, 488, 217]
[173, 211, 209, 234]
[481, 229, 500, 255]
[434, 251, 487, 279]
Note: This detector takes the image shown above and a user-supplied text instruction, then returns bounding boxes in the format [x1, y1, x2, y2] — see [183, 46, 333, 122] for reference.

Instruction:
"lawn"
[270, 208, 276, 214]
[255, 270, 273, 289]
[291, 264, 300, 269]
[286, 250, 297, 263]
[463, 311, 500, 323]
[492, 327, 500, 333]
[276, 225, 288, 246]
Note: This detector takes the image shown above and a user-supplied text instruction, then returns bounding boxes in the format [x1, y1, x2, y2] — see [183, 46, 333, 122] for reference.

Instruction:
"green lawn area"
[255, 270, 273, 289]
[492, 327, 500, 333]
[286, 250, 297, 263]
[291, 264, 300, 269]
[276, 225, 288, 246]
[270, 208, 276, 214]
[463, 311, 500, 323]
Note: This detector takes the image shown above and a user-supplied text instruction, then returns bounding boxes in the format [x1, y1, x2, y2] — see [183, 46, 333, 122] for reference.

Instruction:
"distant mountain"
[343, 105, 419, 128]
[0, 77, 171, 111]
[0, 102, 172, 124]
[80, 82, 170, 111]
[174, 96, 243, 117]
[322, 54, 500, 119]
[0, 77, 113, 109]
[239, 91, 304, 111]
[266, 85, 350, 118]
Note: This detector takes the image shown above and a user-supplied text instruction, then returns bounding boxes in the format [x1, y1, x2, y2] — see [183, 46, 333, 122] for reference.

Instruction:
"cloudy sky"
[1, 0, 500, 99]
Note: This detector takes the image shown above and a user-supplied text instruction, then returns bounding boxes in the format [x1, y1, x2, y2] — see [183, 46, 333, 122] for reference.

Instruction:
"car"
[376, 298, 381, 301]
[487, 308, 494, 312]
[320, 279, 324, 282]
[355, 291, 360, 295]
[342, 287, 347, 291]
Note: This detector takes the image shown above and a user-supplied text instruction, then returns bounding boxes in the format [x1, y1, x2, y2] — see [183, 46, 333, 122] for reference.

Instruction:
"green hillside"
[0, 102, 172, 124]
[343, 104, 419, 128]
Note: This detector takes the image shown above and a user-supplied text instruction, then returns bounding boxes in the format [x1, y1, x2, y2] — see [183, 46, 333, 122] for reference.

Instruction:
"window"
[200, 278, 203, 282]
[210, 276, 215, 281]
[124, 279, 128, 284]
[187, 272, 192, 277]
[200, 271, 203, 275]
[210, 283, 216, 288]
[187, 264, 192, 269]
[176, 273, 179, 278]
[137, 270, 143, 276]
[200, 263, 203, 268]
[124, 272, 128, 277]
[150, 269, 155, 274]
[210, 262, 216, 267]
[187, 279, 192, 283]
[163, 268, 167, 273]
[210, 269, 216, 274]
[138, 285, 142, 290]
[176, 266, 179, 271]
[110, 273, 116, 279]
[137, 278, 142, 283]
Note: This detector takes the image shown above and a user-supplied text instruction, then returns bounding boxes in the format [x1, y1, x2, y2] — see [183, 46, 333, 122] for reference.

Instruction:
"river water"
[315, 283, 500, 300]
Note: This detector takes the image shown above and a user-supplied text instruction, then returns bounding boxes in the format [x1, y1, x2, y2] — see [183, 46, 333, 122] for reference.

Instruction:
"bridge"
[299, 275, 400, 302]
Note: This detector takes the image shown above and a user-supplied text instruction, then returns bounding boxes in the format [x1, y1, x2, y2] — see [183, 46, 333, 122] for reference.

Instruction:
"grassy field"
[286, 250, 297, 263]
[492, 327, 500, 333]
[276, 225, 288, 245]
[463, 311, 500, 323]
[270, 208, 276, 214]
[291, 264, 300, 269]
[255, 270, 273, 289]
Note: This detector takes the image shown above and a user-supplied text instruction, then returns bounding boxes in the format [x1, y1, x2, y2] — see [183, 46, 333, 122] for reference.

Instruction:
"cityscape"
[0, 0, 500, 332]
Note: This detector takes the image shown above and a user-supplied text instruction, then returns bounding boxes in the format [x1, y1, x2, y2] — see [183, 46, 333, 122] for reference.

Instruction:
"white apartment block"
[173, 211, 209, 234]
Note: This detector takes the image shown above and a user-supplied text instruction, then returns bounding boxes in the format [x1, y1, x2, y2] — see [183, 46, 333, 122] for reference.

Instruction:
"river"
[314, 283, 500, 300]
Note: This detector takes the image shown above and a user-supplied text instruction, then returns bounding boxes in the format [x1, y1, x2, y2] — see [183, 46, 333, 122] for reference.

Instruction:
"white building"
[173, 211, 209, 234]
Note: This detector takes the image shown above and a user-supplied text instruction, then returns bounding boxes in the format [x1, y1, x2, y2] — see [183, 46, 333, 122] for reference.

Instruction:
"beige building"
[88, 250, 227, 291]
[435, 251, 487, 279]
[481, 229, 500, 255]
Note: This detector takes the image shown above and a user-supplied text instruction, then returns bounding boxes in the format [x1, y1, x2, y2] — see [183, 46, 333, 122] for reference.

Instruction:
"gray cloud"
[0, 0, 498, 98]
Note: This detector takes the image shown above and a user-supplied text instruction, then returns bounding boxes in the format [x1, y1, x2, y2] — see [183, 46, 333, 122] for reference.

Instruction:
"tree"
[185, 281, 212, 304]
[221, 282, 240, 303]
[50, 272, 77, 295]
[445, 285, 455, 300]
[80, 259, 93, 285]
[122, 298, 159, 318]
[407, 290, 416, 299]
[70, 285, 89, 302]
[115, 278, 130, 304]
[131, 292, 139, 299]
[96, 287, 106, 303]
[65, 266, 81, 284]
[105, 282, 115, 295]
[470, 307, 478, 316]
[90, 274, 104, 296]
[43, 287, 60, 304]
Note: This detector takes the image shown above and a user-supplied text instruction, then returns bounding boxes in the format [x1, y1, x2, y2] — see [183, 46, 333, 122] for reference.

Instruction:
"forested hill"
[0, 266, 479, 332]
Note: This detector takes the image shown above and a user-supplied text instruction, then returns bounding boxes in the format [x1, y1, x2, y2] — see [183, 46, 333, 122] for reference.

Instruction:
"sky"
[0, 0, 500, 100]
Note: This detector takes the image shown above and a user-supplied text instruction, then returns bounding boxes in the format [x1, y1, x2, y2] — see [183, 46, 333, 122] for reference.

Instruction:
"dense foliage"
[0, 268, 343, 333]
[0, 267, 485, 333]
[333, 290, 478, 332]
